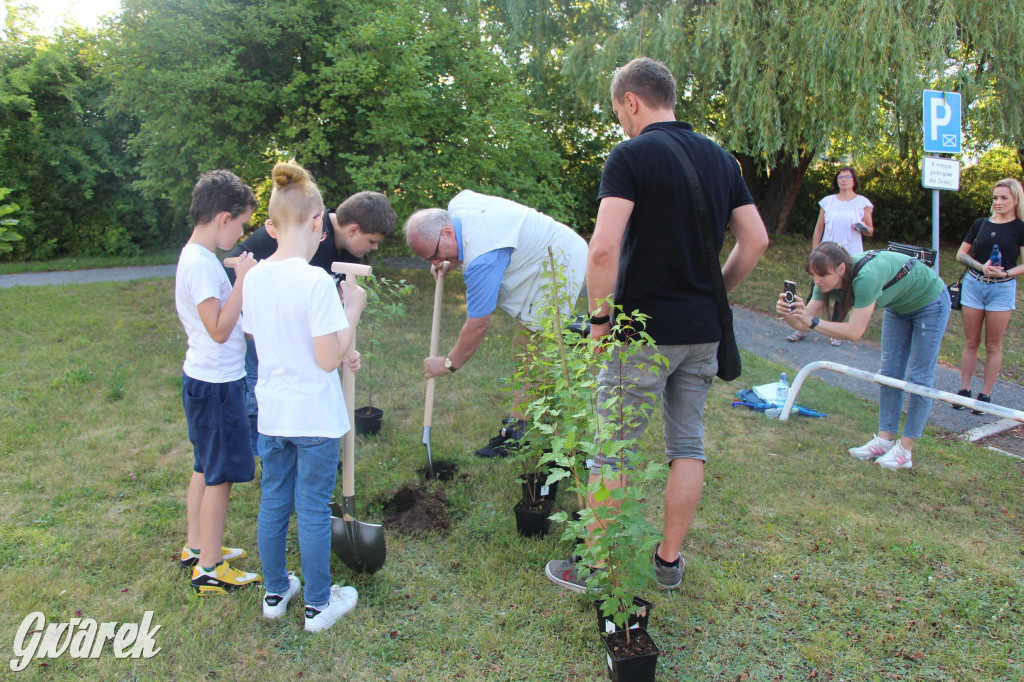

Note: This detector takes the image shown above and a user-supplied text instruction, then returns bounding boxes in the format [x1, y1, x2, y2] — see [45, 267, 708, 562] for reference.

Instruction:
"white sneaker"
[848, 435, 894, 461]
[876, 442, 913, 470]
[304, 585, 358, 633]
[263, 572, 301, 619]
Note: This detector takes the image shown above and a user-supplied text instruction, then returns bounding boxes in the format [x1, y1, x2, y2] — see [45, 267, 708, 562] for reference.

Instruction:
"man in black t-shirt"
[545, 58, 769, 594]
[226, 191, 398, 462]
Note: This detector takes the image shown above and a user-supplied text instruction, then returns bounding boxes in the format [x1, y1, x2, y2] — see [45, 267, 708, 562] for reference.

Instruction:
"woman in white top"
[788, 166, 875, 344]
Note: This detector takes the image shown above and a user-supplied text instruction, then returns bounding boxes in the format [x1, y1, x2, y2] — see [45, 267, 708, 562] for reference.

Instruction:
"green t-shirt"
[811, 250, 945, 316]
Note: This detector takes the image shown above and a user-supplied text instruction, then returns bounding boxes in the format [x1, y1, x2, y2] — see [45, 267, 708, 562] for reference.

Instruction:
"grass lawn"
[0, 259, 1022, 680]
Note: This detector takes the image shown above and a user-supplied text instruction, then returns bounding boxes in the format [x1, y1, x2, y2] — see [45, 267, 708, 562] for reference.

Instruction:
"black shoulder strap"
[649, 130, 732, 323]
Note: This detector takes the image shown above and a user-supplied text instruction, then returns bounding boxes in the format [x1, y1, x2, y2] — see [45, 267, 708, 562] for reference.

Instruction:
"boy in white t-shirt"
[242, 162, 366, 633]
[174, 170, 261, 594]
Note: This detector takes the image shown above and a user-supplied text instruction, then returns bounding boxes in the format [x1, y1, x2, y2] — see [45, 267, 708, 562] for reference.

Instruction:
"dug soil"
[382, 483, 450, 533]
[417, 459, 459, 481]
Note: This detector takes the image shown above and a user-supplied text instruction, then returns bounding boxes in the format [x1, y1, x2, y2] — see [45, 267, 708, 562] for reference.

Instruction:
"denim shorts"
[182, 373, 255, 485]
[960, 273, 1016, 312]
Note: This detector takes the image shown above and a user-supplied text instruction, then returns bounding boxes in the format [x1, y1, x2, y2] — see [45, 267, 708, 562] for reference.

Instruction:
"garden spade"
[421, 271, 445, 479]
[329, 261, 386, 574]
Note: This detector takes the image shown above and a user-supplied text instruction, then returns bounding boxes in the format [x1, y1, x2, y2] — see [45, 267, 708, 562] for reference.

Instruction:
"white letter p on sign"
[930, 98, 951, 140]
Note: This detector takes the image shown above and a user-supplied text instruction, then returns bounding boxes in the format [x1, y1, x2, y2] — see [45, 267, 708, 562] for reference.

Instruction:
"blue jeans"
[878, 292, 951, 440]
[244, 337, 260, 460]
[257, 434, 340, 608]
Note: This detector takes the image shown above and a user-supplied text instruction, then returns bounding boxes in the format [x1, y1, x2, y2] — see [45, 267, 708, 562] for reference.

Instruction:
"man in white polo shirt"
[406, 190, 587, 457]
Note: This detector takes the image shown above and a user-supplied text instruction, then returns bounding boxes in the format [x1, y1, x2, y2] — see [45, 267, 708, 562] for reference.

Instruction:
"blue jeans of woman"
[877, 292, 951, 440]
[257, 434, 340, 608]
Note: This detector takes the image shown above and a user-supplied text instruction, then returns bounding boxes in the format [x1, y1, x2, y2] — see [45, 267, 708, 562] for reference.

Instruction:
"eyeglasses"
[429, 232, 443, 261]
[837, 175, 854, 181]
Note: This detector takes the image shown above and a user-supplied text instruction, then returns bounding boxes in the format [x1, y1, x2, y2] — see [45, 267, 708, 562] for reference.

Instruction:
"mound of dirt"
[383, 483, 450, 534]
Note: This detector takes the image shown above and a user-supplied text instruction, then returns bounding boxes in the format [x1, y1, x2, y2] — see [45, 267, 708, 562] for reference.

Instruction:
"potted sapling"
[548, 305, 668, 681]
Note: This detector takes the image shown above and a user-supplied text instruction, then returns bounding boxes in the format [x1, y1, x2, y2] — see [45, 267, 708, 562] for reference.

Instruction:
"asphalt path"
[3, 262, 1020, 441]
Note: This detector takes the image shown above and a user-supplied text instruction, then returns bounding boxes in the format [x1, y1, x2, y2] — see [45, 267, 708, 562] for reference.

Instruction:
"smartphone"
[853, 221, 868, 234]
[783, 280, 797, 305]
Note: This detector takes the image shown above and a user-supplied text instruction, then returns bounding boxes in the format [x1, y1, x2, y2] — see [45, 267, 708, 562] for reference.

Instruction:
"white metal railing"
[778, 361, 1024, 423]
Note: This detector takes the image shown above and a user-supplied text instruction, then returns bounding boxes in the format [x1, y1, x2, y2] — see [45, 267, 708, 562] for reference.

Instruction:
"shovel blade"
[330, 514, 386, 574]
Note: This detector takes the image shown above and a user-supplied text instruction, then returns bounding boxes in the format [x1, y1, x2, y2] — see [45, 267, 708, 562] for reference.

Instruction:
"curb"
[961, 418, 1022, 443]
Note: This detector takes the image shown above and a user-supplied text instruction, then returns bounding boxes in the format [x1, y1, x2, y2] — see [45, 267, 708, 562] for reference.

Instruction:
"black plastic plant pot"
[512, 497, 554, 537]
[602, 627, 661, 682]
[354, 406, 383, 436]
[594, 596, 653, 635]
[519, 472, 559, 502]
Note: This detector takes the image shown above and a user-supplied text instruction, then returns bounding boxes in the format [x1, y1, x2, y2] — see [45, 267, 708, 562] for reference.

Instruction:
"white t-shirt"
[175, 243, 246, 382]
[820, 194, 873, 256]
[241, 258, 349, 438]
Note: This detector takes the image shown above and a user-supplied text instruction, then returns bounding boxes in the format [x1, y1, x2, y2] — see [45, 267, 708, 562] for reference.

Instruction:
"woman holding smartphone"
[788, 166, 874, 345]
[777, 242, 950, 471]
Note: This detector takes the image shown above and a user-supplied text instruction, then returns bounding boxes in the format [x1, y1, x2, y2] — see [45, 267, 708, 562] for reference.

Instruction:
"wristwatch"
[809, 317, 820, 330]
[589, 313, 611, 325]
[444, 357, 457, 373]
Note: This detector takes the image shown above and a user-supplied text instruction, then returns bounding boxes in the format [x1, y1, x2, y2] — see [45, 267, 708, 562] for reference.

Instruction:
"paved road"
[3, 262, 1020, 440]
[0, 264, 176, 288]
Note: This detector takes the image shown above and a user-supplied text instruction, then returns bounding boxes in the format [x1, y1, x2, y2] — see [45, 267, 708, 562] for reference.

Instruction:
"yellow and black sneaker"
[191, 561, 261, 595]
[179, 545, 246, 570]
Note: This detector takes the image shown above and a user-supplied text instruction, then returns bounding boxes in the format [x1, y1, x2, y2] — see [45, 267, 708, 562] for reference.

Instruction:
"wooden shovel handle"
[423, 272, 445, 429]
[338, 262, 371, 500]
[331, 262, 373, 278]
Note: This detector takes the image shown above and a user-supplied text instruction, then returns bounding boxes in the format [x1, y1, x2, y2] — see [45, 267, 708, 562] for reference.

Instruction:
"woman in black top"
[953, 178, 1024, 412]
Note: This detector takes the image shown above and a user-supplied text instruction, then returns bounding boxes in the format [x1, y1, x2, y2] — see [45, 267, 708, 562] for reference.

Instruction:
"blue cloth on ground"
[731, 388, 827, 418]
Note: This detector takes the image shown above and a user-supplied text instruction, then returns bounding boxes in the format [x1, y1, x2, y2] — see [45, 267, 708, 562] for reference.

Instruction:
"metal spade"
[329, 262, 386, 573]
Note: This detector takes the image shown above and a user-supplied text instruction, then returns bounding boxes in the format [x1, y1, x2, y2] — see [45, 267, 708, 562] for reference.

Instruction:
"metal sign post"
[921, 91, 963, 275]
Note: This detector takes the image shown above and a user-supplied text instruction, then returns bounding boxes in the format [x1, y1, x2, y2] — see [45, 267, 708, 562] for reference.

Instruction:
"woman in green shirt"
[777, 242, 951, 471]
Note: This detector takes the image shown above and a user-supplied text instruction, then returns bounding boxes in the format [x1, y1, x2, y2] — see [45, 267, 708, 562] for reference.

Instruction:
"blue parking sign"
[922, 90, 961, 154]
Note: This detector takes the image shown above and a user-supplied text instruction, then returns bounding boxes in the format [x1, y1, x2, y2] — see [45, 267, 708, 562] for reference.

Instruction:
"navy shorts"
[182, 373, 255, 485]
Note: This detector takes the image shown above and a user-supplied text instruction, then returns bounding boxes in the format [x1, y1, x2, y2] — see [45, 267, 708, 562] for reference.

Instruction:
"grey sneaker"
[652, 543, 684, 589]
[545, 556, 603, 594]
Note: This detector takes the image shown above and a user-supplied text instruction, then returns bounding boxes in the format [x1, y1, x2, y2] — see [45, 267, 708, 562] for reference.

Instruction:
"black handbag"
[947, 274, 964, 310]
[887, 241, 937, 267]
[653, 131, 742, 381]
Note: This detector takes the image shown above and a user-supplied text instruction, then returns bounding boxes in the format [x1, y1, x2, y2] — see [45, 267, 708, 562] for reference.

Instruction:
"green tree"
[109, 0, 570, 231]
[554, 0, 1024, 235]
[0, 12, 169, 259]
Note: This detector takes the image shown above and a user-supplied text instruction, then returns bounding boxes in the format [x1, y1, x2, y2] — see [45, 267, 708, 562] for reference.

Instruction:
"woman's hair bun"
[271, 162, 312, 189]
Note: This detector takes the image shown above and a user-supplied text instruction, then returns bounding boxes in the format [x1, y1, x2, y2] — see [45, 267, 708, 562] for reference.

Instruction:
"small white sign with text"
[921, 157, 961, 191]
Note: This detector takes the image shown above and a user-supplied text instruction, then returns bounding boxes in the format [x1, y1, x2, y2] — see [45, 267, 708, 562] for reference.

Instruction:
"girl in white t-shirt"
[241, 162, 366, 633]
[789, 166, 875, 344]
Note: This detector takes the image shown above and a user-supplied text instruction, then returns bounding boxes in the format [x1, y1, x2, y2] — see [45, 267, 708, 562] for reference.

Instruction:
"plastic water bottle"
[776, 372, 789, 406]
[990, 244, 1002, 268]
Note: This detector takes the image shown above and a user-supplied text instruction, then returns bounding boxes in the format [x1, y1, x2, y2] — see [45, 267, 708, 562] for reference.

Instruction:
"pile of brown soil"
[382, 483, 450, 534]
